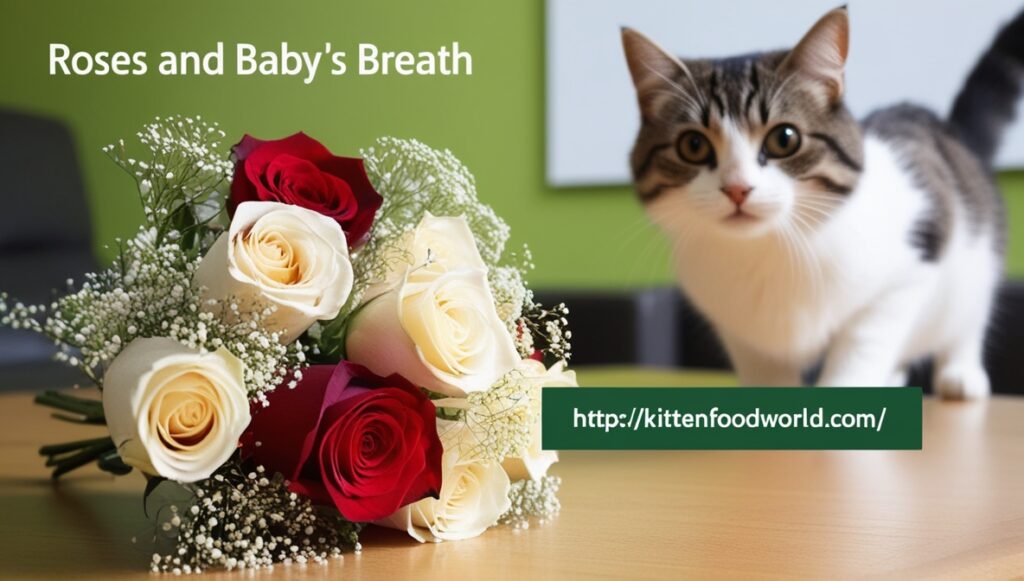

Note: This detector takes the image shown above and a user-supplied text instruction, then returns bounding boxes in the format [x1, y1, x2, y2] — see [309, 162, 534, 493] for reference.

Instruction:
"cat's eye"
[676, 130, 714, 165]
[762, 124, 801, 159]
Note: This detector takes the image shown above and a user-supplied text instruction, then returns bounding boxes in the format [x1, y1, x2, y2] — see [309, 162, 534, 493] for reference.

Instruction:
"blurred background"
[1, 0, 1022, 392]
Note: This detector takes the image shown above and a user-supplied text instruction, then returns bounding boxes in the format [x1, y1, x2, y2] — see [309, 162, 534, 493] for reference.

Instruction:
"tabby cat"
[621, 7, 1024, 396]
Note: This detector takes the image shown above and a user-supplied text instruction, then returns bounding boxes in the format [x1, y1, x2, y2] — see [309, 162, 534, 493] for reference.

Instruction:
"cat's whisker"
[796, 195, 844, 210]
[776, 221, 803, 284]
[787, 220, 827, 300]
[792, 204, 834, 223]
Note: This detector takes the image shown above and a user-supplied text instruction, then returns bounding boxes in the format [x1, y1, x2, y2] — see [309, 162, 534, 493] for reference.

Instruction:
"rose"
[346, 267, 520, 397]
[244, 361, 443, 522]
[345, 214, 519, 397]
[195, 202, 354, 344]
[502, 359, 576, 481]
[375, 420, 511, 542]
[101, 337, 250, 483]
[229, 133, 383, 247]
[364, 212, 488, 301]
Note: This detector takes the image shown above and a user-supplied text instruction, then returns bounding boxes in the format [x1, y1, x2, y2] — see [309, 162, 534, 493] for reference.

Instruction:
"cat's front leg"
[816, 286, 925, 387]
[719, 331, 804, 386]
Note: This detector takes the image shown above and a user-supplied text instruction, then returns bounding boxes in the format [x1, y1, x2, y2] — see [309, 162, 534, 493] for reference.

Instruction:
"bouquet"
[0, 116, 573, 573]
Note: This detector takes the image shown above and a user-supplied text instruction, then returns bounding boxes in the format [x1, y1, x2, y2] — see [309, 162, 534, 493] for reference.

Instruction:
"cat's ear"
[621, 28, 687, 110]
[779, 7, 850, 104]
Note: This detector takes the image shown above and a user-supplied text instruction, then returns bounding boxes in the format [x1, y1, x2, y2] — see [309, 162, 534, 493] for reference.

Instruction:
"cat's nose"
[720, 183, 753, 206]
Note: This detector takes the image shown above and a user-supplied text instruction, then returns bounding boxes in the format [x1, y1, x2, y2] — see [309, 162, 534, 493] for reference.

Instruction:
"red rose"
[245, 362, 443, 522]
[229, 133, 383, 247]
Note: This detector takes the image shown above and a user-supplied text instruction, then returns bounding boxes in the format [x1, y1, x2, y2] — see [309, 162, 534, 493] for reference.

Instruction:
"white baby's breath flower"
[502, 359, 576, 482]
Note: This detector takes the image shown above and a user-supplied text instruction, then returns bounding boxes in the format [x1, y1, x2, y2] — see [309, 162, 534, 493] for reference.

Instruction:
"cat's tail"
[949, 8, 1024, 166]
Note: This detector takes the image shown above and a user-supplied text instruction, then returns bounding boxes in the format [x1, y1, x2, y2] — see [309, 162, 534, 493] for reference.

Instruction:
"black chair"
[0, 110, 96, 390]
[537, 283, 1024, 395]
[533, 287, 680, 367]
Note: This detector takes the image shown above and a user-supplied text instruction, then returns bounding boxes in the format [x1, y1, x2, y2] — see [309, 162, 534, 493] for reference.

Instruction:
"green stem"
[39, 437, 111, 456]
[45, 439, 116, 479]
[34, 391, 105, 423]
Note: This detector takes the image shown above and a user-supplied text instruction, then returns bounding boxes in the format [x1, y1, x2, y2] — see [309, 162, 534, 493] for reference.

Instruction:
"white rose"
[195, 201, 353, 344]
[101, 337, 250, 483]
[345, 217, 518, 397]
[365, 212, 487, 301]
[375, 421, 511, 542]
[502, 359, 577, 481]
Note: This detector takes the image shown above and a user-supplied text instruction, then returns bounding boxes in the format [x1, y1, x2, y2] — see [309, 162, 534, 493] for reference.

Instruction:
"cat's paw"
[934, 365, 990, 400]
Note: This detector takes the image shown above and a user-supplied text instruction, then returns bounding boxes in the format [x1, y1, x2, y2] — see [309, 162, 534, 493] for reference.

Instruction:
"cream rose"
[365, 212, 487, 301]
[101, 338, 250, 483]
[345, 216, 518, 396]
[375, 421, 511, 542]
[195, 201, 353, 343]
[502, 359, 577, 481]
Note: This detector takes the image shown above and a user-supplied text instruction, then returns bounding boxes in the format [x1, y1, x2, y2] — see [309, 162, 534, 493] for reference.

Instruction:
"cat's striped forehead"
[664, 53, 787, 130]
[652, 52, 803, 133]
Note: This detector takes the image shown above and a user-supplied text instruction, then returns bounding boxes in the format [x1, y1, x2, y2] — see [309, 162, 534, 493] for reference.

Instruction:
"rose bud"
[375, 420, 512, 542]
[245, 361, 443, 523]
[229, 133, 383, 248]
[345, 214, 519, 397]
[195, 201, 354, 344]
[101, 338, 250, 483]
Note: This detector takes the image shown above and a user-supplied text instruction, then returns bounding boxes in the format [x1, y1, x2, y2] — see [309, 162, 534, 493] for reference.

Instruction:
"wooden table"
[1, 367, 1023, 579]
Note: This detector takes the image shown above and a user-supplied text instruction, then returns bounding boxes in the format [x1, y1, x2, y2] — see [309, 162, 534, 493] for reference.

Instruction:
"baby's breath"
[359, 137, 510, 271]
[104, 115, 233, 254]
[150, 464, 359, 574]
[499, 476, 563, 529]
[435, 368, 539, 462]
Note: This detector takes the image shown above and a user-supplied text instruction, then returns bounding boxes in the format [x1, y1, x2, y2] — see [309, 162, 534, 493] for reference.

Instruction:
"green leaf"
[46, 438, 117, 479]
[143, 477, 169, 518]
[34, 390, 106, 424]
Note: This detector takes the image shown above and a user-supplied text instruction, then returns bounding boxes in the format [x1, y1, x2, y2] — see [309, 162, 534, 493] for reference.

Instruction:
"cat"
[621, 7, 1024, 397]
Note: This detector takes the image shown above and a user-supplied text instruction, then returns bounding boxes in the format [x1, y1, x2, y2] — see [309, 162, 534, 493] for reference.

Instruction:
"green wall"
[1, 0, 1022, 288]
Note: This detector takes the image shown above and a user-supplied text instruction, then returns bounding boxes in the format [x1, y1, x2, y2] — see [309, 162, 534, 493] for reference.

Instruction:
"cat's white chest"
[672, 240, 845, 362]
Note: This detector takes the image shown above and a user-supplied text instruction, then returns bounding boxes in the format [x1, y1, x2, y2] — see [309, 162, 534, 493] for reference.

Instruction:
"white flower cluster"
[361, 137, 509, 263]
[103, 115, 233, 253]
[150, 465, 358, 574]
[527, 301, 573, 363]
[0, 227, 304, 402]
[436, 370, 538, 463]
[499, 475, 563, 529]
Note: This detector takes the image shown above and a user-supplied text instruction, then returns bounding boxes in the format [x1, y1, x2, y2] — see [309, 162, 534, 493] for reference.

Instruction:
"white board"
[546, 0, 1024, 186]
